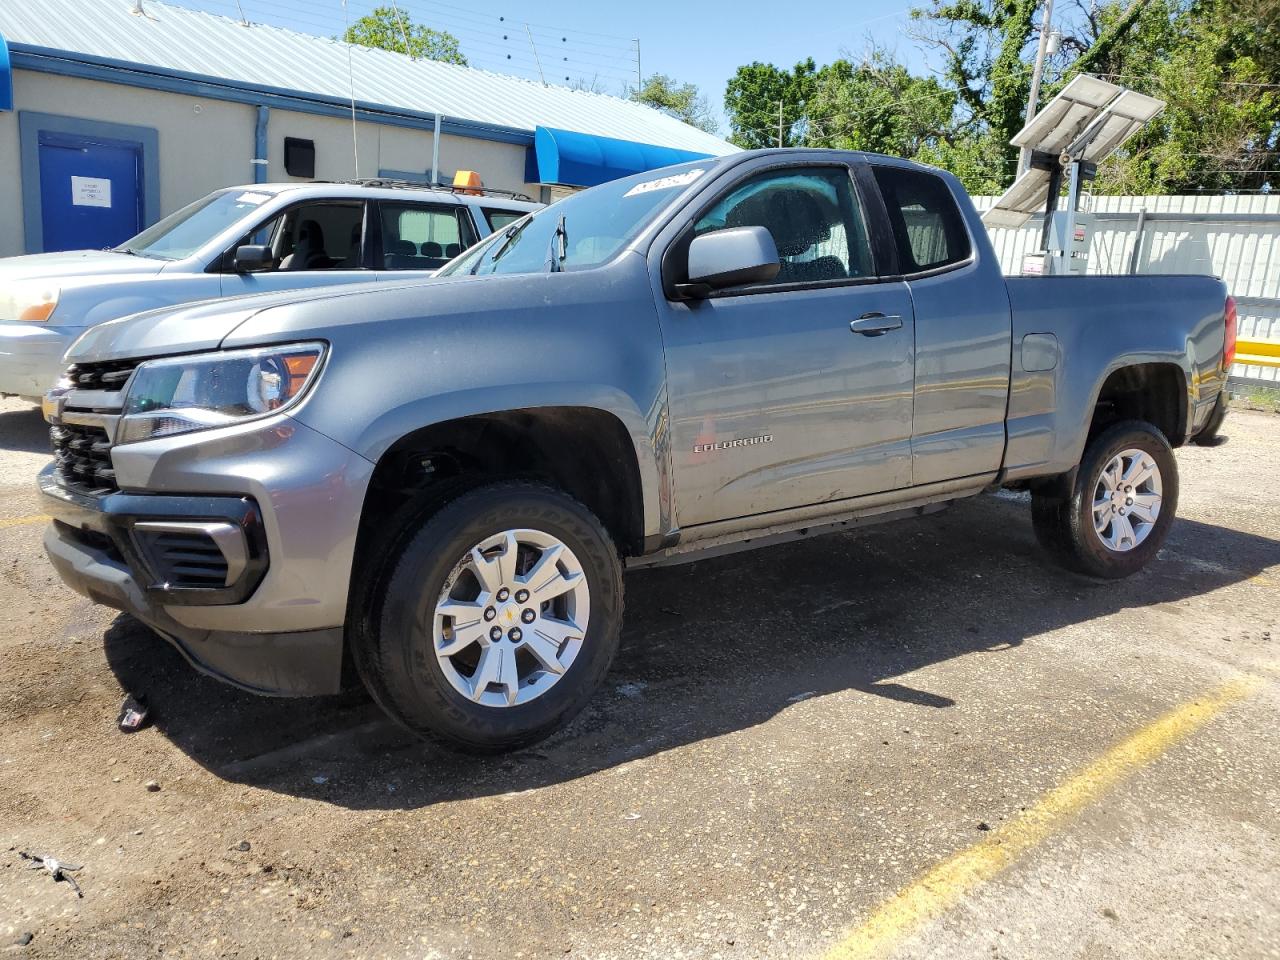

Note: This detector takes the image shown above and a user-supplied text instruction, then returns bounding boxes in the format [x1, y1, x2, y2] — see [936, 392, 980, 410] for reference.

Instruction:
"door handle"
[850, 313, 903, 336]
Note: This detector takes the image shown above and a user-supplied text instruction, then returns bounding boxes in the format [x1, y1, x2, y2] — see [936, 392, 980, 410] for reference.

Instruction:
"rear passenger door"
[373, 201, 478, 279]
[868, 164, 1012, 486]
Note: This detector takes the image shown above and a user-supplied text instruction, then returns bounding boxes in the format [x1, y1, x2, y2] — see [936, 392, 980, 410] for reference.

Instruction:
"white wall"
[975, 194, 1280, 382]
[263, 110, 539, 197]
[0, 69, 541, 258]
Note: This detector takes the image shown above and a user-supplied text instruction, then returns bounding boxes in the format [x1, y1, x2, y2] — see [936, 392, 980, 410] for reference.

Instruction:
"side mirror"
[232, 244, 273, 273]
[680, 226, 780, 298]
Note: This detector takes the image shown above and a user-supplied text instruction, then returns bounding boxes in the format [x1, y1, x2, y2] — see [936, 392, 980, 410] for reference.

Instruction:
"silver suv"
[0, 180, 539, 400]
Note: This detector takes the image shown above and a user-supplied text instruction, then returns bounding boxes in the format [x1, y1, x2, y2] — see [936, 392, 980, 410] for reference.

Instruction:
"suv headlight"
[117, 342, 326, 445]
[1, 281, 60, 321]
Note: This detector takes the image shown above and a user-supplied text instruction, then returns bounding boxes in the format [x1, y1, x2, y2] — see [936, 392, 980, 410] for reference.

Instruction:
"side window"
[484, 209, 525, 232]
[380, 203, 473, 269]
[693, 167, 873, 286]
[232, 202, 365, 272]
[871, 166, 970, 273]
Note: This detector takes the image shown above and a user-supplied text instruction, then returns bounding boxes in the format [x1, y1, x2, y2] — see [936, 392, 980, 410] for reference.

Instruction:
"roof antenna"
[234, 0, 248, 25]
[341, 0, 360, 177]
[524, 24, 546, 86]
[130, 0, 145, 15]
[388, 1, 414, 59]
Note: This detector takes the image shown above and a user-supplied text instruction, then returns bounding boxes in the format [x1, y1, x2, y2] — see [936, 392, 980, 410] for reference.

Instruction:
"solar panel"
[1077, 90, 1166, 162]
[981, 168, 1053, 228]
[983, 77, 1165, 232]
[1010, 75, 1123, 155]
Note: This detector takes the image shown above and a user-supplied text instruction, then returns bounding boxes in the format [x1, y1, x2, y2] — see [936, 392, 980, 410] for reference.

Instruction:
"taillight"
[1224, 295, 1238, 368]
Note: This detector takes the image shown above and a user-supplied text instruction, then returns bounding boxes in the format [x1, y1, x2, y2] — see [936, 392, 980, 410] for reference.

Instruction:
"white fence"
[973, 194, 1280, 383]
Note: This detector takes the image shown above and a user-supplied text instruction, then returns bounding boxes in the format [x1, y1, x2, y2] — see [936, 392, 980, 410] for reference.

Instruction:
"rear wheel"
[356, 482, 623, 752]
[1031, 420, 1179, 579]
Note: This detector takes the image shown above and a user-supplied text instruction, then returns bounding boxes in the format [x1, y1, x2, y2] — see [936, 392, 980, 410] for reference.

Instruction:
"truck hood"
[0, 249, 167, 282]
[63, 281, 388, 363]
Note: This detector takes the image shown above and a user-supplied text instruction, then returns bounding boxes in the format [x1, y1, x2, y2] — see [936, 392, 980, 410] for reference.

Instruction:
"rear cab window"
[871, 166, 971, 274]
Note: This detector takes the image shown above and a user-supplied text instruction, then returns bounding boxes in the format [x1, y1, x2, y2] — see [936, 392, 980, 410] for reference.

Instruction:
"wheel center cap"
[499, 603, 520, 625]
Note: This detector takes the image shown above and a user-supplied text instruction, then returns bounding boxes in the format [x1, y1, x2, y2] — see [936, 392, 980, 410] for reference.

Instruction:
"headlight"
[117, 342, 326, 445]
[0, 281, 60, 321]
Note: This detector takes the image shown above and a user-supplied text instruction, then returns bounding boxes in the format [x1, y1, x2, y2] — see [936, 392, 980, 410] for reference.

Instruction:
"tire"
[1031, 420, 1179, 579]
[356, 481, 623, 752]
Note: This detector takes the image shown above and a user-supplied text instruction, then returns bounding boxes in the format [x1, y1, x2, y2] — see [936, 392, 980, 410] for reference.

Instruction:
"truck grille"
[49, 358, 142, 496]
[51, 422, 117, 493]
[66, 358, 140, 392]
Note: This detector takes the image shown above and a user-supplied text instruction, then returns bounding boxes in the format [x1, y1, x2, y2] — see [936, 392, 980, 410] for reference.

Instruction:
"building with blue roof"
[0, 0, 736, 256]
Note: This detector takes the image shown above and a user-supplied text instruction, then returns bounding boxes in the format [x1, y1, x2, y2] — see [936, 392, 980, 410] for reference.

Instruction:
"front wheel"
[357, 482, 624, 752]
[1031, 420, 1179, 579]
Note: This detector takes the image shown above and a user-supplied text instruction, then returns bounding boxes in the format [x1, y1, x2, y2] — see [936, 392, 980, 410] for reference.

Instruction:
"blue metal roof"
[0, 0, 737, 157]
[533, 127, 713, 187]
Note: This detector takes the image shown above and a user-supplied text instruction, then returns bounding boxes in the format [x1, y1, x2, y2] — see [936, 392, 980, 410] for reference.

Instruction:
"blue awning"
[532, 126, 712, 188]
[0, 31, 12, 111]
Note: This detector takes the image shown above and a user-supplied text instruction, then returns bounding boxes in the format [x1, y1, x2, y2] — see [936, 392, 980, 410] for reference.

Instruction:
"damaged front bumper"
[39, 466, 346, 696]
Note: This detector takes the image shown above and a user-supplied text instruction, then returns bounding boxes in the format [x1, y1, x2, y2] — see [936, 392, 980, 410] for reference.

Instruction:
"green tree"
[341, 6, 467, 66]
[804, 53, 957, 159]
[910, 0, 1157, 188]
[631, 74, 718, 133]
[724, 59, 818, 148]
[1085, 0, 1279, 193]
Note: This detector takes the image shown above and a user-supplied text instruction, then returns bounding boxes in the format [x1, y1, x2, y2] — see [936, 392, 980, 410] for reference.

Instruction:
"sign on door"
[70, 176, 113, 208]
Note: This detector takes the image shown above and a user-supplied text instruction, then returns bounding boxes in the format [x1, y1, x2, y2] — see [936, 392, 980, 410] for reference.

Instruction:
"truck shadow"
[0, 404, 50, 454]
[101, 494, 1279, 810]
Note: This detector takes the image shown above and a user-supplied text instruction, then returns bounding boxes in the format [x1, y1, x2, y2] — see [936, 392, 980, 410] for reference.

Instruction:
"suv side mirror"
[233, 244, 273, 274]
[679, 226, 780, 298]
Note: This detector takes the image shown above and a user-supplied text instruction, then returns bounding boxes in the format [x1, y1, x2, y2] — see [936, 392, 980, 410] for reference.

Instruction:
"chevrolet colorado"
[38, 149, 1235, 751]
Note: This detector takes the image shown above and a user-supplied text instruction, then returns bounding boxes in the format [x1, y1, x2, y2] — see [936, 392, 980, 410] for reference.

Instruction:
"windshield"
[117, 188, 277, 260]
[438, 162, 712, 278]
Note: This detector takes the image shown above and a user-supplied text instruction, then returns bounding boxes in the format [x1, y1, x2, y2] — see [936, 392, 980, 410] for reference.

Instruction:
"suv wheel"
[357, 482, 623, 752]
[1031, 420, 1179, 579]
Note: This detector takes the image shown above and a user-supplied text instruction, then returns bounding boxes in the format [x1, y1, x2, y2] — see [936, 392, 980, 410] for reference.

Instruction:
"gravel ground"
[0, 396, 1277, 959]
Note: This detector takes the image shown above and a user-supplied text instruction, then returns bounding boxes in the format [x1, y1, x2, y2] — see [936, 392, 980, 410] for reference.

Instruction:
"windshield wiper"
[472, 221, 524, 275]
[545, 214, 567, 273]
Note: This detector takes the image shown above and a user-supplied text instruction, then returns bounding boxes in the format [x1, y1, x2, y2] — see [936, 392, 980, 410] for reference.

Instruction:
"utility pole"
[1019, 0, 1056, 176]
[778, 99, 784, 148]
[634, 39, 641, 91]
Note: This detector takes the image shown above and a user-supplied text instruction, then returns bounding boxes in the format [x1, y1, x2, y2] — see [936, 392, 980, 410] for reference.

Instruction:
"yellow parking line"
[0, 514, 48, 530]
[821, 675, 1264, 960]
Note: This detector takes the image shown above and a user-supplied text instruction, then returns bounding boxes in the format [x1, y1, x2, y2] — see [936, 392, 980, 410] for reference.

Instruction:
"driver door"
[655, 163, 916, 529]
[219, 200, 373, 296]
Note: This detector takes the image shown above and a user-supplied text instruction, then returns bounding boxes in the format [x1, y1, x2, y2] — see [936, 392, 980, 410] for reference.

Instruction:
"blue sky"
[168, 0, 935, 135]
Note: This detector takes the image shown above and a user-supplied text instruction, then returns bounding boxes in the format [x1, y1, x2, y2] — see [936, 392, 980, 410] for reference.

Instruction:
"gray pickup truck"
[38, 149, 1235, 751]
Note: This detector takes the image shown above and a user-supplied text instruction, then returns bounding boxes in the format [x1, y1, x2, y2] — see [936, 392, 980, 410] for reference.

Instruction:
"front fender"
[351, 383, 669, 541]
[240, 261, 675, 541]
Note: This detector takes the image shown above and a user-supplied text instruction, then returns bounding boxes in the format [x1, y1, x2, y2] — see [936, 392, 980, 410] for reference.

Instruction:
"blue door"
[38, 131, 144, 252]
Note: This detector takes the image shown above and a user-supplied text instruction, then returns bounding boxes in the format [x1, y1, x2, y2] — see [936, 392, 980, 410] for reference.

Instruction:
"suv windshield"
[438, 162, 712, 278]
[117, 188, 277, 261]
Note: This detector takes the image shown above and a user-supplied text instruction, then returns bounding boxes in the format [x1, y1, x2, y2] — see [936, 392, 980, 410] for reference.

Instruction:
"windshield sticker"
[623, 168, 706, 198]
[234, 192, 271, 205]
